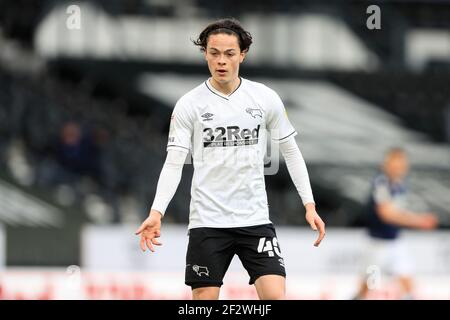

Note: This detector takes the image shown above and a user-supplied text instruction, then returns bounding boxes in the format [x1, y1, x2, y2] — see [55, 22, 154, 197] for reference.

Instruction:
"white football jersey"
[167, 77, 297, 229]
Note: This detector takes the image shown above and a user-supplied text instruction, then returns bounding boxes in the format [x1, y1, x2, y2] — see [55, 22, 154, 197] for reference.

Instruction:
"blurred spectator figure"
[91, 124, 123, 223]
[353, 147, 438, 300]
[56, 121, 100, 179]
[36, 120, 104, 208]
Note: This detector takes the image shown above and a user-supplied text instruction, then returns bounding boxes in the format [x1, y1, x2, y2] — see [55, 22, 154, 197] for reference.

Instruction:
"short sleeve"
[265, 89, 297, 143]
[373, 178, 392, 204]
[167, 99, 193, 152]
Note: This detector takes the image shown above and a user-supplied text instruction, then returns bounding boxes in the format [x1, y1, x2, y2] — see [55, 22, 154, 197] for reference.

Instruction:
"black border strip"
[2, 300, 441, 319]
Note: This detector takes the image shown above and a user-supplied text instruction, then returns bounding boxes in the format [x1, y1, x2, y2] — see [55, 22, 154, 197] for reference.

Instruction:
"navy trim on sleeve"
[275, 131, 297, 142]
[167, 144, 190, 151]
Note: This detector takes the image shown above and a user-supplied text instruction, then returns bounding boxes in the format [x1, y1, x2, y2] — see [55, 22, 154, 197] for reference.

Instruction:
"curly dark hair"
[192, 18, 253, 53]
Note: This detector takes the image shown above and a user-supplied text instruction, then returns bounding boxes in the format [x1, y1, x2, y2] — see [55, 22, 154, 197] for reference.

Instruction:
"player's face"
[384, 154, 409, 181]
[204, 33, 246, 86]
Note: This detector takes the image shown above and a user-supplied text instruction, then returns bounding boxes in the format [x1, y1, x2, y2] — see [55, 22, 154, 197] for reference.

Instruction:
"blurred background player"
[353, 147, 438, 300]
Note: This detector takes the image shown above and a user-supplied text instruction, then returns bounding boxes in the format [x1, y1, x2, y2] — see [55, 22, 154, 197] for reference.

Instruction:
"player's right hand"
[135, 210, 163, 252]
[417, 213, 438, 230]
[305, 207, 326, 247]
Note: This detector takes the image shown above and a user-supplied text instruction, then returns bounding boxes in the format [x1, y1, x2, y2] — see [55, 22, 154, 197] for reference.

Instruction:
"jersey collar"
[205, 77, 242, 100]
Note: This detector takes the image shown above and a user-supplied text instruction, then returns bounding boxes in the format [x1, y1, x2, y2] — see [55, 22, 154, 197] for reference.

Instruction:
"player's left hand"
[305, 205, 326, 247]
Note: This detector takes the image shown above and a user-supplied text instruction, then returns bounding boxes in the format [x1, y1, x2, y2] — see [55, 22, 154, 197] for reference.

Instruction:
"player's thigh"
[254, 274, 286, 300]
[192, 286, 221, 300]
[235, 224, 286, 286]
[185, 228, 235, 289]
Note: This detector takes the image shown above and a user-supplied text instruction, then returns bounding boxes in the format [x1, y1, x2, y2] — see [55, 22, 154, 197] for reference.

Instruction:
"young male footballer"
[136, 18, 325, 300]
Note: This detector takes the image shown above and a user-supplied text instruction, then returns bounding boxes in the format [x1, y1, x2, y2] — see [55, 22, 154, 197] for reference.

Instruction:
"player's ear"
[240, 50, 247, 63]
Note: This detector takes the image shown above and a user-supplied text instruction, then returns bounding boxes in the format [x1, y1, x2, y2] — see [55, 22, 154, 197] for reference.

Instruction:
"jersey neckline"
[205, 76, 243, 100]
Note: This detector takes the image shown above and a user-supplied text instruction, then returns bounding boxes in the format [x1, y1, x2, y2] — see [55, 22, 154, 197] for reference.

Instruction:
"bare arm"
[376, 203, 437, 230]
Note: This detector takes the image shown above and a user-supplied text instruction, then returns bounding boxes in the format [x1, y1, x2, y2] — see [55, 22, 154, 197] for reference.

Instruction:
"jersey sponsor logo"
[201, 112, 214, 121]
[246, 108, 263, 118]
[192, 265, 209, 277]
[203, 125, 260, 147]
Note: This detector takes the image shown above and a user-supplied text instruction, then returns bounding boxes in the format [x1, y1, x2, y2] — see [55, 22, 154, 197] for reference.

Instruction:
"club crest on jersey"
[246, 108, 263, 118]
[203, 125, 260, 148]
[201, 112, 214, 121]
